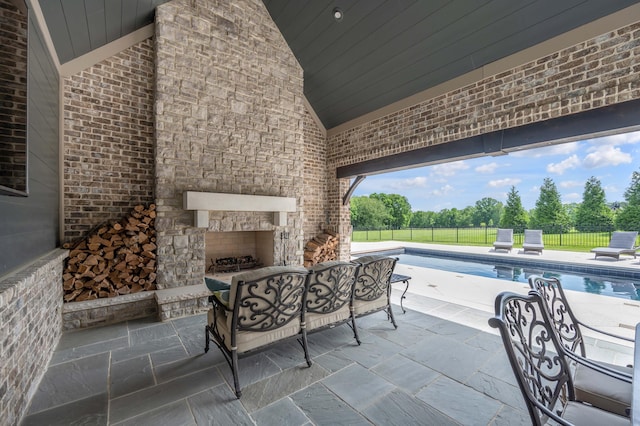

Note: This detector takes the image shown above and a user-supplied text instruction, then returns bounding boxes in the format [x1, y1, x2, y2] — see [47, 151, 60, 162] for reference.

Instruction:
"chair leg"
[204, 325, 210, 353]
[231, 349, 242, 398]
[300, 329, 312, 367]
[351, 315, 361, 345]
[387, 303, 398, 329]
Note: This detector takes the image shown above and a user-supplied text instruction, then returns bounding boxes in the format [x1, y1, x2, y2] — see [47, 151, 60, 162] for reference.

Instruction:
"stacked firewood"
[63, 204, 157, 302]
[303, 231, 339, 267]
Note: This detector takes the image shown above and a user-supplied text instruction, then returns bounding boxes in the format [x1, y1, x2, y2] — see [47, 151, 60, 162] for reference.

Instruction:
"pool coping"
[354, 246, 640, 280]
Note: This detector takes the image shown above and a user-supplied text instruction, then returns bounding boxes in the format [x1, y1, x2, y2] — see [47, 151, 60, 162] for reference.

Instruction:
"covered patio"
[21, 302, 526, 425]
[3, 1, 640, 424]
[20, 243, 636, 425]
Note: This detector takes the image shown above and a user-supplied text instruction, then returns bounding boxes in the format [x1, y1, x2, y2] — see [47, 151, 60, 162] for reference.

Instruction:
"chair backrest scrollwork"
[489, 290, 574, 426]
[230, 266, 310, 333]
[528, 275, 586, 357]
[306, 261, 359, 315]
[351, 255, 397, 302]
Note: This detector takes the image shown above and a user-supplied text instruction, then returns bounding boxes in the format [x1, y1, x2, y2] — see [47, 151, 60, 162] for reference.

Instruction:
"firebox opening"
[205, 231, 274, 276]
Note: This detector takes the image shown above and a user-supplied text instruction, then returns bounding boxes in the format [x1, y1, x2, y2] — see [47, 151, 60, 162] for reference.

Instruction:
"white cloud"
[560, 180, 582, 188]
[546, 154, 580, 174]
[564, 192, 581, 201]
[583, 145, 632, 168]
[430, 161, 469, 177]
[389, 176, 428, 190]
[475, 162, 498, 174]
[432, 184, 454, 196]
[512, 142, 579, 158]
[488, 178, 521, 187]
[587, 130, 640, 146]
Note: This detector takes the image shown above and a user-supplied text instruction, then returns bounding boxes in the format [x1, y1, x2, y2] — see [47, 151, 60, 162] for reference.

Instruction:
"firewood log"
[62, 203, 157, 302]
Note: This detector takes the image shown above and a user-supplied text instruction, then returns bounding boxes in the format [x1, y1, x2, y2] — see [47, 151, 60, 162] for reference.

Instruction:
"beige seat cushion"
[353, 296, 388, 316]
[208, 308, 301, 353]
[306, 260, 356, 331]
[306, 304, 350, 331]
[562, 400, 629, 425]
[352, 254, 388, 264]
[573, 362, 632, 417]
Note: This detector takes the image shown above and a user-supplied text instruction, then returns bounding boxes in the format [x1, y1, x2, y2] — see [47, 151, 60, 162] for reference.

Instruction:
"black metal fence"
[351, 226, 636, 250]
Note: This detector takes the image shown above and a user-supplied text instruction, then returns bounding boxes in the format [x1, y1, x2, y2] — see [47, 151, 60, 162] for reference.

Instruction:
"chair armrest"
[563, 348, 633, 382]
[577, 319, 635, 343]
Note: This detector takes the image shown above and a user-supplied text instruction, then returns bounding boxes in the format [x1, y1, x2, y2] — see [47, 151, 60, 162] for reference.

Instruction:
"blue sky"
[353, 130, 640, 212]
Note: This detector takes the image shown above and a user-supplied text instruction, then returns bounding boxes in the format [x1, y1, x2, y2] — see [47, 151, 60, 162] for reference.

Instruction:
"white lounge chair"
[591, 231, 638, 260]
[492, 228, 513, 252]
[522, 229, 544, 254]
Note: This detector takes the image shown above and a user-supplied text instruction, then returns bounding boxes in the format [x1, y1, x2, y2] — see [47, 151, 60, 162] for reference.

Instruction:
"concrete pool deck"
[352, 241, 639, 366]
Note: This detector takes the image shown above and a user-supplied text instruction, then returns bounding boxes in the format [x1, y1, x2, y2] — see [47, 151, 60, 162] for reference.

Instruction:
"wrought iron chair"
[528, 275, 633, 416]
[305, 260, 361, 343]
[489, 290, 630, 425]
[350, 255, 398, 337]
[204, 266, 311, 398]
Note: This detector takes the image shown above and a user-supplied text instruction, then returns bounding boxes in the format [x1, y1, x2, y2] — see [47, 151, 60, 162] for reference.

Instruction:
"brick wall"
[0, 250, 66, 425]
[154, 0, 305, 288]
[63, 39, 155, 242]
[327, 21, 640, 260]
[0, 0, 27, 193]
[302, 109, 328, 242]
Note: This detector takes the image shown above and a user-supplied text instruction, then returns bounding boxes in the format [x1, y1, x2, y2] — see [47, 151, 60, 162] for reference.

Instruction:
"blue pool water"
[395, 252, 640, 301]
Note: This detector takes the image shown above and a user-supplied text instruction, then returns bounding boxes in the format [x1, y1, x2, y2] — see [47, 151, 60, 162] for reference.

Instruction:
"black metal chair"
[350, 255, 398, 337]
[205, 266, 311, 398]
[529, 275, 633, 416]
[489, 290, 630, 425]
[305, 260, 361, 343]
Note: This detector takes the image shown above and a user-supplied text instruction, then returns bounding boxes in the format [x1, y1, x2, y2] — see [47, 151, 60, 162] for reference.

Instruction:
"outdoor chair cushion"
[306, 306, 350, 330]
[305, 260, 356, 331]
[205, 277, 231, 307]
[207, 307, 301, 353]
[352, 295, 388, 316]
[573, 362, 632, 417]
[561, 401, 629, 426]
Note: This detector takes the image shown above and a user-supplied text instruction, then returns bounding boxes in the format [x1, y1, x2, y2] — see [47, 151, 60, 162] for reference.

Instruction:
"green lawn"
[351, 228, 618, 253]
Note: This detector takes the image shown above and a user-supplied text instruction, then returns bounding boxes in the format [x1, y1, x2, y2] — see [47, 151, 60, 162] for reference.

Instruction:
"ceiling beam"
[336, 98, 640, 179]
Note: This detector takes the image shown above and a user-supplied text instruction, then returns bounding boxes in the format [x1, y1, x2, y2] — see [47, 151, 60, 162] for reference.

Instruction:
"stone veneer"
[0, 250, 66, 425]
[61, 290, 157, 330]
[153, 0, 305, 289]
[327, 20, 640, 261]
[63, 39, 155, 242]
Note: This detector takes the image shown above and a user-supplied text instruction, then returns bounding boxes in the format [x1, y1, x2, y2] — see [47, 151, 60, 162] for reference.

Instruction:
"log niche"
[303, 231, 339, 267]
[62, 204, 157, 302]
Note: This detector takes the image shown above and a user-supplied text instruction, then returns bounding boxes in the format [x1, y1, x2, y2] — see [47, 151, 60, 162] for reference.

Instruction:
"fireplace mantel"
[183, 191, 296, 227]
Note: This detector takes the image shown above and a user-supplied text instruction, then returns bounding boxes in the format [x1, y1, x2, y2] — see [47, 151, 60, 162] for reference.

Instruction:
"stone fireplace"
[184, 191, 298, 275]
[153, 0, 306, 291]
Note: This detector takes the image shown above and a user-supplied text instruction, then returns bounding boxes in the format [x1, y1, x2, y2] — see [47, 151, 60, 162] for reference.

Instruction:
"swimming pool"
[387, 250, 640, 301]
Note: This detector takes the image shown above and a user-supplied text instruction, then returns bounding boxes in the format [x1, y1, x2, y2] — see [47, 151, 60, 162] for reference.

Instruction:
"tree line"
[350, 168, 640, 232]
